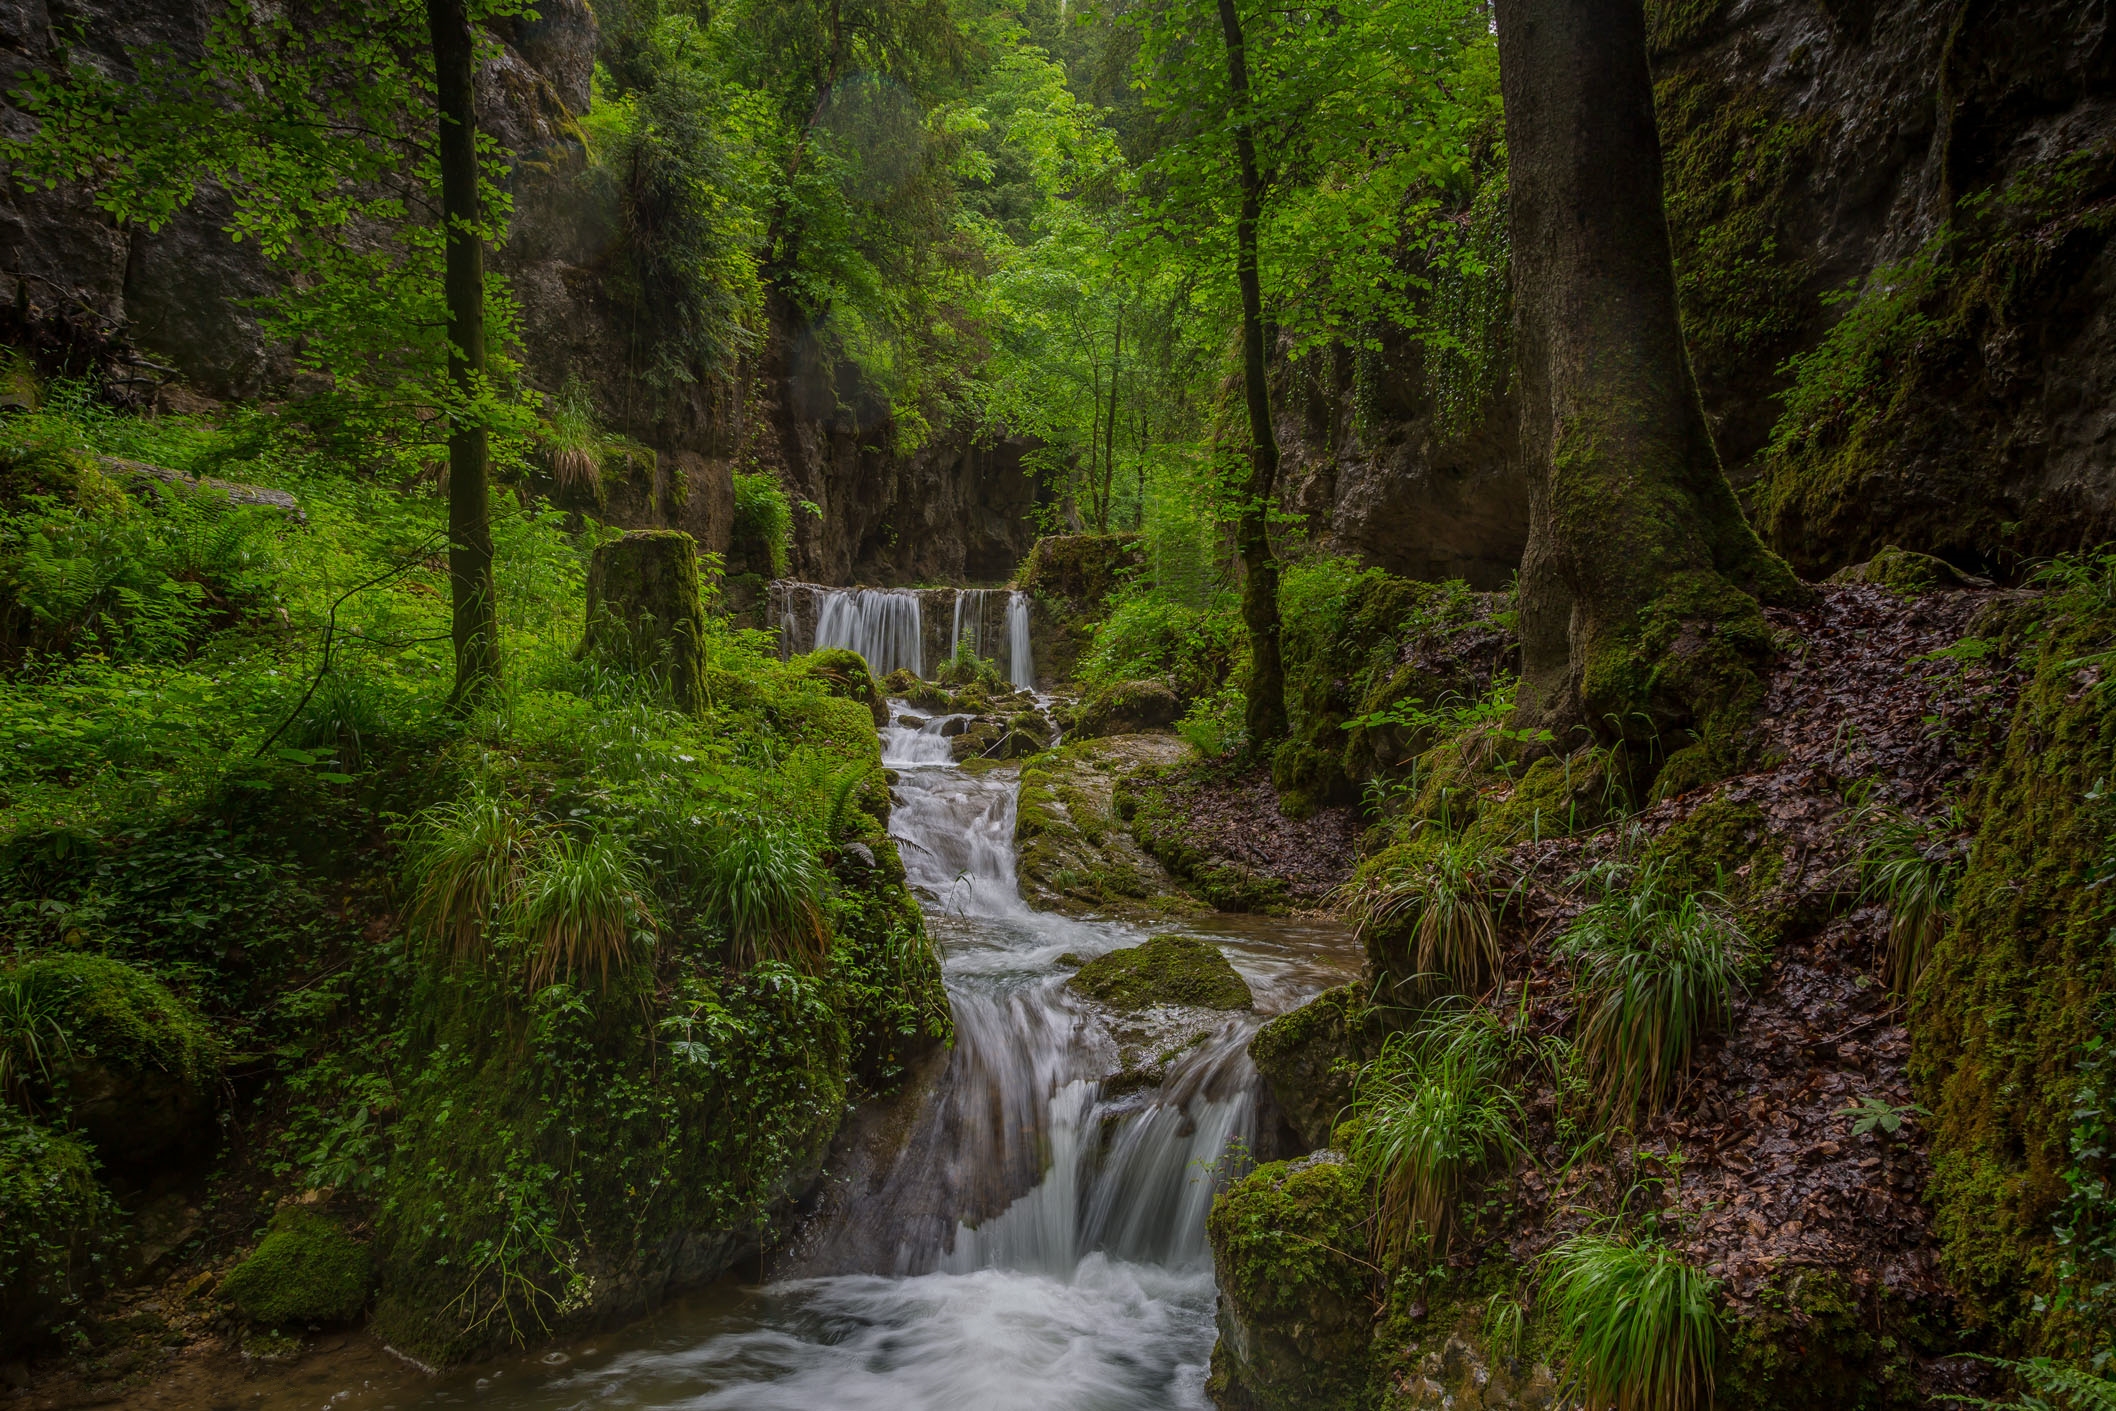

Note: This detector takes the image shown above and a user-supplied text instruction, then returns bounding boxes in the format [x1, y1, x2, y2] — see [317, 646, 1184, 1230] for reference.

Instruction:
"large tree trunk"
[1217, 0, 1288, 746]
[1495, 0, 1805, 791]
[429, 0, 501, 702]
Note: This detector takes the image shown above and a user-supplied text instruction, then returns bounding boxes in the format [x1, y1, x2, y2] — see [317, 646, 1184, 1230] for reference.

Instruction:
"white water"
[265, 707, 1355, 1411]
[811, 588, 924, 678]
[949, 587, 1036, 689]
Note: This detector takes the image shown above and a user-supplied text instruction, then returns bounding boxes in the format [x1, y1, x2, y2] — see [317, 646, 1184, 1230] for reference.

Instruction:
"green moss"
[219, 1205, 373, 1328]
[1248, 983, 1389, 1151]
[580, 530, 709, 715]
[0, 1106, 114, 1349]
[1119, 772, 1293, 914]
[732, 470, 792, 579]
[1913, 573, 2116, 1355]
[798, 646, 889, 728]
[1471, 749, 1623, 846]
[1074, 679, 1181, 738]
[1206, 1152, 1375, 1411]
[1017, 534, 1140, 612]
[0, 430, 128, 513]
[1829, 546, 1986, 596]
[3, 951, 222, 1090]
[1643, 794, 1785, 904]
[1715, 1269, 1929, 1410]
[1068, 935, 1252, 1011]
[1645, 0, 1723, 51]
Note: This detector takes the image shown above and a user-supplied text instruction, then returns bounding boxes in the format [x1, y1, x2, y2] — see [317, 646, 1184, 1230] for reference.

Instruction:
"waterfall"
[1007, 590, 1034, 690]
[812, 588, 923, 679]
[946, 587, 1036, 689]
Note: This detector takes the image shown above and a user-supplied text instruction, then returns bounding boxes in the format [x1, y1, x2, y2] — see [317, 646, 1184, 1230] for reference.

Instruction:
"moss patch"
[0, 1107, 113, 1350]
[581, 530, 709, 715]
[1068, 935, 1252, 1011]
[220, 1204, 373, 1328]
[1249, 983, 1388, 1151]
[798, 646, 889, 727]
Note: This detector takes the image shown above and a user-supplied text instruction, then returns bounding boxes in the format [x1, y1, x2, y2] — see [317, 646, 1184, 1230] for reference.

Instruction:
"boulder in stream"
[1066, 934, 1252, 1011]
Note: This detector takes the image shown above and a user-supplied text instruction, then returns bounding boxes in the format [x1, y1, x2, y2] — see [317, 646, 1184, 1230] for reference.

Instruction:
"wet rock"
[1248, 983, 1390, 1152]
[220, 1201, 372, 1328]
[1068, 935, 1252, 1012]
[948, 721, 1002, 760]
[100, 457, 302, 518]
[897, 713, 927, 728]
[1071, 679, 1182, 738]
[1014, 734, 1202, 920]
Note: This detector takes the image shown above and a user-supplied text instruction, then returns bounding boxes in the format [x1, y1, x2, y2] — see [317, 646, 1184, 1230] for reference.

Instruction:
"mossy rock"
[0, 433, 126, 513]
[1206, 1151, 1374, 1411]
[1073, 679, 1181, 738]
[1715, 1267, 1930, 1410]
[799, 646, 889, 727]
[3, 952, 223, 1166]
[1249, 984, 1390, 1151]
[1017, 533, 1141, 612]
[580, 530, 709, 715]
[881, 668, 919, 695]
[1829, 545, 1992, 596]
[0, 1107, 114, 1351]
[1067, 934, 1251, 1011]
[220, 1205, 373, 1328]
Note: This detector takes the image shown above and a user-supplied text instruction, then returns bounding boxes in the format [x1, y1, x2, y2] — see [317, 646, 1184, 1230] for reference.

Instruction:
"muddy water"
[135, 713, 1358, 1410]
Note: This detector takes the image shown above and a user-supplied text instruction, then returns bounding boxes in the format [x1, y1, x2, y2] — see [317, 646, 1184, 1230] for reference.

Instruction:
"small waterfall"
[812, 588, 923, 678]
[1007, 590, 1034, 690]
[948, 588, 1036, 688]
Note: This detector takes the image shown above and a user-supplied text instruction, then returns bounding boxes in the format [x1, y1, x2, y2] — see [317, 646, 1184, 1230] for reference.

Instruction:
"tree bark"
[428, 0, 500, 702]
[1217, 0, 1288, 745]
[1495, 0, 1806, 788]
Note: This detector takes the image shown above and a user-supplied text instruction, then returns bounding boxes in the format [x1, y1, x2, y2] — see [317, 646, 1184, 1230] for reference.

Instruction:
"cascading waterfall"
[949, 587, 1036, 689]
[1007, 590, 1034, 690]
[336, 689, 1356, 1410]
[811, 587, 923, 678]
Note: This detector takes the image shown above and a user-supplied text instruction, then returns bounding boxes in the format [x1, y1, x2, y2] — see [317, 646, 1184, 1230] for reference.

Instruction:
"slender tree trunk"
[428, 0, 500, 702]
[1217, 0, 1288, 744]
[1103, 310, 1123, 535]
[1495, 0, 1804, 789]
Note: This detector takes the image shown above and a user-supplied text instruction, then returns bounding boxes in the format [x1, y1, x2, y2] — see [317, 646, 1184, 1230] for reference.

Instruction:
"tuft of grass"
[1558, 865, 1744, 1123]
[701, 818, 827, 972]
[0, 971, 68, 1108]
[1351, 830, 1508, 996]
[541, 379, 605, 498]
[510, 829, 656, 990]
[1347, 1008, 1523, 1258]
[1855, 806, 1955, 996]
[405, 788, 539, 964]
[1547, 1231, 1719, 1411]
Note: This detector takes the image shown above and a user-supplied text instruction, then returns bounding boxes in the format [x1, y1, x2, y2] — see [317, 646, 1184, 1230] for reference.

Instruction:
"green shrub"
[1177, 685, 1245, 760]
[1347, 1008, 1521, 1257]
[0, 952, 222, 1096]
[219, 1204, 373, 1327]
[1546, 1231, 1718, 1411]
[702, 817, 827, 971]
[1558, 866, 1744, 1122]
[405, 787, 537, 963]
[0, 1107, 113, 1344]
[1076, 593, 1242, 700]
[732, 471, 792, 578]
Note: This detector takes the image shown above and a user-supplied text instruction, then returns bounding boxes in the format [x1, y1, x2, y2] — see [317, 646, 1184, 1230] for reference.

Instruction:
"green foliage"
[2055, 1027, 2116, 1322]
[1558, 864, 1745, 1123]
[405, 787, 537, 965]
[1836, 1094, 1928, 1139]
[219, 1205, 374, 1327]
[0, 951, 223, 1097]
[732, 471, 792, 578]
[1077, 592, 1242, 700]
[1177, 684, 1246, 760]
[701, 817, 827, 972]
[1349, 829, 1508, 998]
[1546, 1231, 1719, 1411]
[0, 1106, 114, 1340]
[1856, 804, 1958, 997]
[1348, 1008, 1522, 1258]
[510, 829, 657, 990]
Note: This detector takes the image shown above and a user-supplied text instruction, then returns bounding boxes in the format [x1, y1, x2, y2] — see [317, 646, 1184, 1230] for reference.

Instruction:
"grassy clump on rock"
[1067, 934, 1252, 1011]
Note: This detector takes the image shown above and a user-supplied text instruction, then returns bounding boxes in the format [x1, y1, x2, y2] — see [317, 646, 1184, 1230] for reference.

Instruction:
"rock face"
[1246, 983, 1388, 1152]
[1014, 734, 1203, 919]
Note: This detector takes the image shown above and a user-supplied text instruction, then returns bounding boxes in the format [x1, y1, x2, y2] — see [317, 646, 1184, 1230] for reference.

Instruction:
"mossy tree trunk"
[428, 0, 501, 704]
[1495, 0, 1806, 786]
[1217, 0, 1289, 747]
[581, 530, 709, 715]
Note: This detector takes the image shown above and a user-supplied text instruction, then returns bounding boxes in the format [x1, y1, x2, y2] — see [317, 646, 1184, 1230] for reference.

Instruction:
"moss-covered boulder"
[3, 952, 223, 1166]
[1248, 984, 1389, 1151]
[800, 646, 890, 727]
[1828, 545, 1992, 595]
[1073, 679, 1181, 738]
[0, 1108, 113, 1353]
[1067, 935, 1252, 1011]
[1206, 1151, 1374, 1411]
[580, 529, 708, 714]
[1015, 735, 1201, 919]
[220, 1204, 373, 1328]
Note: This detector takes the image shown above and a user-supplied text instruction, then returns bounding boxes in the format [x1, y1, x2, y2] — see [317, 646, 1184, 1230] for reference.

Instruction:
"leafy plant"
[1350, 830, 1509, 996]
[1943, 1355, 2116, 1411]
[1835, 1094, 1928, 1138]
[1177, 684, 1246, 760]
[2055, 1028, 2116, 1318]
[1547, 1231, 1719, 1411]
[405, 787, 539, 963]
[1558, 865, 1745, 1122]
[701, 817, 828, 972]
[509, 828, 657, 990]
[1348, 1008, 1523, 1257]
[539, 378, 606, 499]
[0, 970, 68, 1109]
[1855, 805, 1957, 995]
[732, 471, 792, 578]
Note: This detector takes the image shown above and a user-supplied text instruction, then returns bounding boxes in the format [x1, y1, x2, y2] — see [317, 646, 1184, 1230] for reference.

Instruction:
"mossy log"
[580, 529, 708, 714]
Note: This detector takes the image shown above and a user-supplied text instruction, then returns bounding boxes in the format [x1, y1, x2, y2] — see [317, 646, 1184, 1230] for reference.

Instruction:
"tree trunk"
[1495, 0, 1806, 791]
[428, 0, 500, 703]
[1103, 309, 1123, 536]
[1217, 0, 1288, 745]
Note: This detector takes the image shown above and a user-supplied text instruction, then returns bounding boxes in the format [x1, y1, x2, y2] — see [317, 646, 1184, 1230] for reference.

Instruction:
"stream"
[136, 707, 1358, 1411]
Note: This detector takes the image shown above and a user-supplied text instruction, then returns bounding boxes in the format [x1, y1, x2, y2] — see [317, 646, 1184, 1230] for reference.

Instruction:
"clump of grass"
[1546, 1231, 1718, 1411]
[702, 818, 827, 972]
[1855, 806, 1956, 996]
[541, 378, 604, 498]
[0, 972, 68, 1108]
[1347, 1008, 1523, 1258]
[1350, 830, 1509, 996]
[510, 829, 657, 990]
[1558, 865, 1744, 1123]
[405, 787, 539, 963]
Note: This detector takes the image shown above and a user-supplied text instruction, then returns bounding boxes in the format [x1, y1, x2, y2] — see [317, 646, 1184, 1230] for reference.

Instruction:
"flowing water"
[137, 706, 1356, 1411]
[776, 583, 1036, 689]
